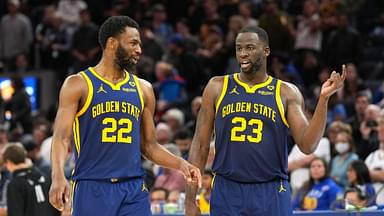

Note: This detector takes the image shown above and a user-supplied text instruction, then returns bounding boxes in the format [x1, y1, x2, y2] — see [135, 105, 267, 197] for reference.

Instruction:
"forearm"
[186, 139, 210, 202]
[51, 136, 71, 178]
[142, 143, 184, 170]
[299, 96, 329, 154]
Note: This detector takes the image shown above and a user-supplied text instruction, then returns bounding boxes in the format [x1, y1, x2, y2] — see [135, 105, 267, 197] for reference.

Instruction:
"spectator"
[154, 144, 186, 192]
[4, 75, 32, 134]
[3, 143, 59, 216]
[0, 0, 33, 71]
[293, 158, 343, 210]
[70, 9, 100, 73]
[330, 130, 359, 187]
[365, 114, 384, 205]
[163, 108, 185, 135]
[173, 129, 192, 160]
[347, 160, 376, 207]
[346, 92, 371, 158]
[20, 135, 51, 177]
[288, 137, 331, 195]
[359, 104, 381, 159]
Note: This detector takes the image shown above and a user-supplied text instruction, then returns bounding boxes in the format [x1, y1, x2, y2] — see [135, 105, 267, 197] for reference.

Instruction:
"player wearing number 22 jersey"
[72, 67, 144, 181]
[214, 73, 289, 183]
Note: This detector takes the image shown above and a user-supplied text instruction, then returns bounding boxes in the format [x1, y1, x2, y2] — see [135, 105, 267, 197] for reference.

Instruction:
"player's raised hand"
[179, 159, 202, 188]
[49, 175, 71, 211]
[320, 64, 348, 98]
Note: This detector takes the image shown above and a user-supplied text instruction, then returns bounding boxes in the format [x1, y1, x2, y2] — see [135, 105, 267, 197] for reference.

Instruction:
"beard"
[114, 44, 136, 71]
[241, 55, 264, 74]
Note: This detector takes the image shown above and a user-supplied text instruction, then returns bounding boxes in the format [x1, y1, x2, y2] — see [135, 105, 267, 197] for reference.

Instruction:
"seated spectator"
[288, 137, 330, 195]
[347, 160, 376, 207]
[173, 129, 192, 160]
[162, 108, 185, 135]
[154, 144, 186, 192]
[344, 187, 370, 211]
[293, 157, 343, 210]
[330, 130, 359, 187]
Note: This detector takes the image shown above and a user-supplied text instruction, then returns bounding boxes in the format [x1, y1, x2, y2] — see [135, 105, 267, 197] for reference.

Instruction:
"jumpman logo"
[229, 86, 239, 95]
[97, 84, 107, 93]
[279, 180, 286, 193]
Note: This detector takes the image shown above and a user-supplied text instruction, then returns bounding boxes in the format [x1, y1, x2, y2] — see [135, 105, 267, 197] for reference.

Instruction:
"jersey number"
[102, 117, 132, 144]
[230, 117, 263, 143]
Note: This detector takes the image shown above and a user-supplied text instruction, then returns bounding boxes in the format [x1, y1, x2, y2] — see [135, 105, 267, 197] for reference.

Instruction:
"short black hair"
[238, 25, 269, 45]
[3, 143, 27, 165]
[98, 16, 139, 49]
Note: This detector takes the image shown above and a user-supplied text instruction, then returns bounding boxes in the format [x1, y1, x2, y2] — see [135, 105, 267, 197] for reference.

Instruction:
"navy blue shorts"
[71, 178, 151, 216]
[210, 175, 292, 216]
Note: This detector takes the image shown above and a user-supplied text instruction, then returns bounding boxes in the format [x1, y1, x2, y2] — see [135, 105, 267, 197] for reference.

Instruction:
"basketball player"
[49, 16, 201, 216]
[185, 25, 347, 216]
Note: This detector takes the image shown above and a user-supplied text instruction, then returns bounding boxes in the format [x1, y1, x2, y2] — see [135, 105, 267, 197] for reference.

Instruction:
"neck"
[94, 56, 126, 82]
[239, 68, 268, 85]
[9, 162, 30, 173]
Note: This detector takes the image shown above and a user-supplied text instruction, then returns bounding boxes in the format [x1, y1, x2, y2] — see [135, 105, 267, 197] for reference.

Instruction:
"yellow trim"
[276, 80, 289, 127]
[76, 72, 93, 117]
[88, 67, 130, 90]
[211, 173, 216, 189]
[233, 73, 273, 93]
[215, 75, 229, 113]
[133, 75, 145, 112]
[73, 118, 81, 155]
[70, 180, 77, 215]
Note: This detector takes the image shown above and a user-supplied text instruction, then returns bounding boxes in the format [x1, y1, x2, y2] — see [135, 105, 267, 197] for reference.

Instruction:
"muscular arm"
[185, 77, 220, 205]
[139, 79, 193, 175]
[283, 83, 328, 154]
[49, 74, 85, 211]
[284, 66, 347, 154]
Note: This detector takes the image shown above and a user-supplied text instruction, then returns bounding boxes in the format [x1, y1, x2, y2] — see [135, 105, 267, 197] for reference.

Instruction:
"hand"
[49, 175, 71, 211]
[320, 64, 347, 99]
[61, 199, 72, 216]
[179, 159, 202, 188]
[185, 200, 201, 216]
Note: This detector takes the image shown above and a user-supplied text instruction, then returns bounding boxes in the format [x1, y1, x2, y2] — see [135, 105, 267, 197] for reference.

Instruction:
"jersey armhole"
[215, 75, 229, 114]
[275, 80, 289, 128]
[76, 71, 94, 117]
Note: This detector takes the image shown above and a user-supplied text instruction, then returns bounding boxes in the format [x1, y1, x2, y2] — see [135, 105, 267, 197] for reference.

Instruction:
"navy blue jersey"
[72, 67, 144, 180]
[213, 73, 289, 183]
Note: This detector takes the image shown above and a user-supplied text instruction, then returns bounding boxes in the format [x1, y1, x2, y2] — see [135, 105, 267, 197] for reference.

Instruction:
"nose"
[239, 49, 248, 58]
[135, 45, 142, 55]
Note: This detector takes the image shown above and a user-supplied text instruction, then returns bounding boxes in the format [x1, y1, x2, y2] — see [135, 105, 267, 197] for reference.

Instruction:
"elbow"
[297, 143, 316, 155]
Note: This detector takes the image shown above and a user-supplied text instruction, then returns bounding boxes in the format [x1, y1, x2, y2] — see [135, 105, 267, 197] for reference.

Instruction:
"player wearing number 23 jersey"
[213, 73, 289, 183]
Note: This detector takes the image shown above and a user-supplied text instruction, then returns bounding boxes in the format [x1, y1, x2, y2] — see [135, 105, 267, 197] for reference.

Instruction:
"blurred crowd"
[1, 0, 384, 215]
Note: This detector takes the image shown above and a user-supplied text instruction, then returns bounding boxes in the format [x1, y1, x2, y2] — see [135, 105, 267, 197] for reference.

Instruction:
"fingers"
[341, 64, 347, 81]
[64, 184, 71, 203]
[49, 187, 64, 211]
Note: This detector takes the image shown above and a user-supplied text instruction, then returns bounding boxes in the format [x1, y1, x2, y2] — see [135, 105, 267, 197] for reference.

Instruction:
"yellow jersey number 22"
[102, 117, 132, 144]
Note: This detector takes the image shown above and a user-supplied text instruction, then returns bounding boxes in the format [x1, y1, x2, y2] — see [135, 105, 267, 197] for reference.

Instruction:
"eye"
[247, 46, 255, 51]
[236, 47, 242, 51]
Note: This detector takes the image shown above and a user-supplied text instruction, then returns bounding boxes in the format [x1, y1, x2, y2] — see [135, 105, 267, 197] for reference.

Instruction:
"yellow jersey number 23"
[102, 117, 132, 144]
[230, 116, 263, 143]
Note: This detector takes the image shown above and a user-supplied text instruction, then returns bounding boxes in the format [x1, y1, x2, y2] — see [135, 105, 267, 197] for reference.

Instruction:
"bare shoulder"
[61, 73, 87, 94]
[279, 80, 303, 105]
[136, 77, 153, 100]
[205, 75, 226, 98]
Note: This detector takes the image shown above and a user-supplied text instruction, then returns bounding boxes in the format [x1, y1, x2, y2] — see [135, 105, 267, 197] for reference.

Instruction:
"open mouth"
[240, 61, 251, 69]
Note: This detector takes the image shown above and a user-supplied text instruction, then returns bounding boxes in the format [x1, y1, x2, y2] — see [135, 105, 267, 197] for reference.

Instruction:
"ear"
[106, 37, 118, 50]
[264, 46, 270, 57]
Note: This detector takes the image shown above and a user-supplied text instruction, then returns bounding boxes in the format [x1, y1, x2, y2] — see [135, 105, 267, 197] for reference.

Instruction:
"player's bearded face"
[114, 42, 136, 71]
